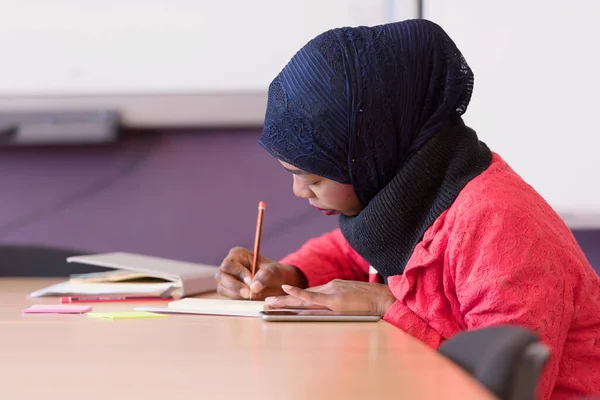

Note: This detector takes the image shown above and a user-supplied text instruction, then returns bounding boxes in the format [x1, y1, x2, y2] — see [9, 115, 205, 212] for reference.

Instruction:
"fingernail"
[250, 281, 263, 293]
[281, 285, 293, 291]
[240, 288, 250, 298]
[243, 277, 252, 286]
[265, 297, 276, 304]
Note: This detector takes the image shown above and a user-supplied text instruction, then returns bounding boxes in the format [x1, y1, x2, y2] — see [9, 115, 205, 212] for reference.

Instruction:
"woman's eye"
[308, 181, 319, 187]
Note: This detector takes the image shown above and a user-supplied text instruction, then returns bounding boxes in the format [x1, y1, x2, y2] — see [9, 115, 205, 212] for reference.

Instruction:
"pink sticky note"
[22, 305, 92, 314]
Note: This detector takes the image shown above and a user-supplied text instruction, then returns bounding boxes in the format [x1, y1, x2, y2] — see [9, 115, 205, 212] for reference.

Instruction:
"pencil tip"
[258, 201, 266, 210]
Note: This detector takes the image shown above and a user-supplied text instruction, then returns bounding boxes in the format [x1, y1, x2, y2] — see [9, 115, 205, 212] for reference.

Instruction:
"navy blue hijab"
[258, 19, 474, 206]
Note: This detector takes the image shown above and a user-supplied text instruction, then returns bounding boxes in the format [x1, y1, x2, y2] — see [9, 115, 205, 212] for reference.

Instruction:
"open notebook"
[29, 252, 218, 299]
[135, 298, 266, 317]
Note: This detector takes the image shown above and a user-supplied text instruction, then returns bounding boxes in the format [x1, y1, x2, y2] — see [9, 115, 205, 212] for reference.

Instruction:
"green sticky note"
[87, 311, 168, 320]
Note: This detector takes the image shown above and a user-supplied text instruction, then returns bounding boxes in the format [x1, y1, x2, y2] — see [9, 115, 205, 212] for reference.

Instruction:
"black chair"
[438, 325, 550, 400]
[0, 244, 109, 276]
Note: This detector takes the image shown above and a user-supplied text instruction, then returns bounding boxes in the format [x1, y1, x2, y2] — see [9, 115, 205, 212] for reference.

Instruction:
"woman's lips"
[312, 205, 340, 216]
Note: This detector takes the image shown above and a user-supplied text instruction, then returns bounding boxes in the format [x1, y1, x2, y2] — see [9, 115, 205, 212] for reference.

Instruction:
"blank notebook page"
[167, 298, 265, 316]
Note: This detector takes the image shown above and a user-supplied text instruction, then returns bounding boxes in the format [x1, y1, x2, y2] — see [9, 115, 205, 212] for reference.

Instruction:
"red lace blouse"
[281, 154, 600, 400]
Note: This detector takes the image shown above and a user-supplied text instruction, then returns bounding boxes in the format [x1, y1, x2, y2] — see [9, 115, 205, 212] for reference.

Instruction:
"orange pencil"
[251, 201, 266, 280]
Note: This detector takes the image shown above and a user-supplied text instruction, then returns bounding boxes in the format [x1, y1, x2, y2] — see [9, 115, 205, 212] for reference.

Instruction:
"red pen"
[60, 295, 173, 304]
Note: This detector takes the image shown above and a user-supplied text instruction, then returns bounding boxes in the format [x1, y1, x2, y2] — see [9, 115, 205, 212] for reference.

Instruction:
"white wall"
[424, 0, 600, 227]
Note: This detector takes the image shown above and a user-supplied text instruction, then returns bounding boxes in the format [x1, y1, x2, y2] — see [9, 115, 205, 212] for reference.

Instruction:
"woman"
[214, 19, 600, 399]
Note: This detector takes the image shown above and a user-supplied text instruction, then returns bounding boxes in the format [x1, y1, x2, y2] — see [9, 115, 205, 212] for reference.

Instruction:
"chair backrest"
[509, 341, 551, 400]
[438, 325, 550, 400]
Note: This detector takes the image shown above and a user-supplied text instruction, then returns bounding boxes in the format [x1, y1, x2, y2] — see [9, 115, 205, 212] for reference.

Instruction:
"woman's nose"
[292, 176, 314, 199]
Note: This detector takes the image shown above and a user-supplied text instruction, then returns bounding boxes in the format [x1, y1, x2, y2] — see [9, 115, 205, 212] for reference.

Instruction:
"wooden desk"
[0, 278, 495, 400]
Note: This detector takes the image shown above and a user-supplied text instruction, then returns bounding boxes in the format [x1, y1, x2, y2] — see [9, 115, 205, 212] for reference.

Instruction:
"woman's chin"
[340, 208, 363, 217]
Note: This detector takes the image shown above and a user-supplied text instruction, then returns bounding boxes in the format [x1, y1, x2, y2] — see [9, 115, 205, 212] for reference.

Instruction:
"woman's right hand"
[214, 247, 307, 300]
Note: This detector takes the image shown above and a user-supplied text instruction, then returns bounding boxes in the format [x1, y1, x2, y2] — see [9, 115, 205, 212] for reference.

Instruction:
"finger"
[250, 264, 279, 293]
[246, 287, 284, 301]
[215, 270, 251, 298]
[264, 295, 318, 309]
[219, 260, 252, 286]
[304, 279, 345, 293]
[217, 284, 246, 300]
[304, 285, 330, 293]
[280, 285, 332, 307]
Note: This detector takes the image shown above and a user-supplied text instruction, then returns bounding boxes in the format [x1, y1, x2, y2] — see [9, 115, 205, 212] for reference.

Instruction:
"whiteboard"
[424, 0, 600, 227]
[0, 0, 390, 95]
[0, 0, 403, 126]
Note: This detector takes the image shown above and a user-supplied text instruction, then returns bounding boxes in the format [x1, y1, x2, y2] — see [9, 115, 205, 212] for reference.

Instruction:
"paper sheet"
[29, 281, 174, 298]
[170, 298, 265, 312]
[22, 305, 92, 314]
[135, 298, 266, 318]
[69, 270, 155, 283]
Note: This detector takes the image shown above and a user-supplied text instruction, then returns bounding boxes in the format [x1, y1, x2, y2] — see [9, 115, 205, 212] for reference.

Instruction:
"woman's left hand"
[264, 279, 396, 317]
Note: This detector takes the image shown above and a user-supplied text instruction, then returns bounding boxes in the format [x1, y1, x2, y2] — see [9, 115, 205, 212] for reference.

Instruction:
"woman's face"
[279, 160, 363, 216]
